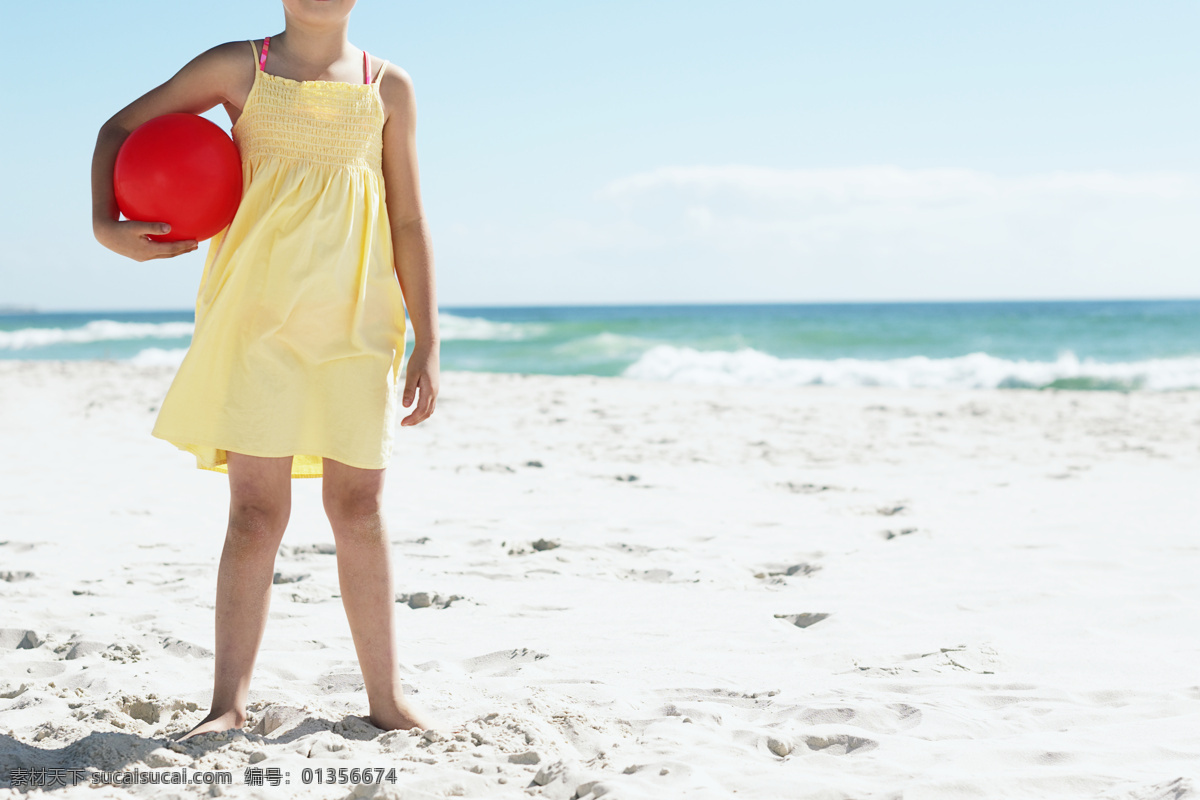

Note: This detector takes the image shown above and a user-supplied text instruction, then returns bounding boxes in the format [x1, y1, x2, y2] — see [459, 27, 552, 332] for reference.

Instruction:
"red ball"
[114, 113, 242, 243]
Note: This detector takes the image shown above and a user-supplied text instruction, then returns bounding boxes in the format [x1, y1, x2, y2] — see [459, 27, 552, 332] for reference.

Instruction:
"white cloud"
[601, 166, 1193, 204]
[440, 166, 1200, 304]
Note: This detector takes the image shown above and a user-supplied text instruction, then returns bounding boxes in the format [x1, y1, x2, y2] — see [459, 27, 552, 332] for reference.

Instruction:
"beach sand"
[1, 360, 1198, 798]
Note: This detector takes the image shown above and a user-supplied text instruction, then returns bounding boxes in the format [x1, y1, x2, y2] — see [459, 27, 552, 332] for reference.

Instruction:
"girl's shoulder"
[368, 54, 412, 90]
[168, 40, 260, 106]
[175, 40, 260, 89]
[196, 39, 261, 71]
[370, 56, 416, 122]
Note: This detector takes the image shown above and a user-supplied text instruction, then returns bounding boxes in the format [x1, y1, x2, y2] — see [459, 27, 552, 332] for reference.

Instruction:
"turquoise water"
[3, 301, 1200, 390]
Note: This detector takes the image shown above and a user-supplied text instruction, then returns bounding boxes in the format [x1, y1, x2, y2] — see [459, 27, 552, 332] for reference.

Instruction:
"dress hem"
[150, 429, 392, 478]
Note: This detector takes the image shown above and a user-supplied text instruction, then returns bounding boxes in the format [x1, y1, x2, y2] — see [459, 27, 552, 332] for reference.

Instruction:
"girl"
[90, 0, 438, 740]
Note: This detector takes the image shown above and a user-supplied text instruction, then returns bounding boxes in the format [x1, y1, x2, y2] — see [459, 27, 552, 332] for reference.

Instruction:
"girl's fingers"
[147, 239, 199, 258]
[400, 375, 437, 425]
[414, 389, 434, 422]
[415, 374, 437, 422]
[401, 394, 426, 425]
[400, 384, 419, 425]
[134, 221, 173, 237]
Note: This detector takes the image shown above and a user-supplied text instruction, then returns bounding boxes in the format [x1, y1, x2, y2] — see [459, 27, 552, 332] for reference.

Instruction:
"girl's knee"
[225, 452, 293, 540]
[322, 488, 383, 528]
[228, 498, 290, 539]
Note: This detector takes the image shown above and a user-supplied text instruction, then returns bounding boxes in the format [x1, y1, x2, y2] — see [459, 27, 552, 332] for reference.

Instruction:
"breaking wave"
[0, 320, 194, 350]
[621, 346, 1200, 391]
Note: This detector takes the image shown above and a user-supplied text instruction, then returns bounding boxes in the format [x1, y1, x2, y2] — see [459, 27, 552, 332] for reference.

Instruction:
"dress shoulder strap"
[372, 59, 389, 85]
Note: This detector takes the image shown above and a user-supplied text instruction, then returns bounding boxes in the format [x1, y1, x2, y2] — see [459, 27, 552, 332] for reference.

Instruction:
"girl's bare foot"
[175, 708, 247, 741]
[366, 696, 433, 732]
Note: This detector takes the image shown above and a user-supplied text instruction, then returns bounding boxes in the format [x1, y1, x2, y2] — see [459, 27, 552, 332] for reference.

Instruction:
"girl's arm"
[380, 66, 439, 426]
[92, 41, 252, 262]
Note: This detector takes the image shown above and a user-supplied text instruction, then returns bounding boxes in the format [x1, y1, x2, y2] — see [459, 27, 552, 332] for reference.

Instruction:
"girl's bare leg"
[322, 457, 430, 731]
[177, 452, 294, 741]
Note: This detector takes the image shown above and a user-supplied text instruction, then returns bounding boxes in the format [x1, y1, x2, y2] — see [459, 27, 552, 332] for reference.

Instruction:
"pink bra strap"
[257, 37, 368, 83]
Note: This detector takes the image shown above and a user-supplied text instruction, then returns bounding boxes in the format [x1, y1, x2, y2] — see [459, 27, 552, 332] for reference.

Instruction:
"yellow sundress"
[151, 39, 408, 478]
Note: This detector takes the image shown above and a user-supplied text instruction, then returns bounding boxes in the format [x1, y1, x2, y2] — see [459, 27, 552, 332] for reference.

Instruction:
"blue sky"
[1, 0, 1197, 310]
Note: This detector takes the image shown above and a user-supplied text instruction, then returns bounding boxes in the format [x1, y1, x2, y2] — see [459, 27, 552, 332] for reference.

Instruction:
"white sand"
[1, 360, 1198, 799]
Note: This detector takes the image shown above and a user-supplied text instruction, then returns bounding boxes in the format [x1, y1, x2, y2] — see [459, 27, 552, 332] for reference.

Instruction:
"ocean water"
[2, 301, 1200, 391]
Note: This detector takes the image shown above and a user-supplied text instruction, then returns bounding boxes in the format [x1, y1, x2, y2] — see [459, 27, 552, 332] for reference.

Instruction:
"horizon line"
[7, 296, 1200, 315]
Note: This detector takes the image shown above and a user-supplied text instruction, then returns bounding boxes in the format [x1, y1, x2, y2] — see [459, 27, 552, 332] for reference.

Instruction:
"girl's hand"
[400, 342, 439, 427]
[92, 41, 249, 262]
[94, 219, 199, 262]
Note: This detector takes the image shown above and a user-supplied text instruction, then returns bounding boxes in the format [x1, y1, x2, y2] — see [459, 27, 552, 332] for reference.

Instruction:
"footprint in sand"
[791, 703, 922, 734]
[754, 562, 822, 582]
[160, 637, 213, 659]
[876, 503, 909, 516]
[459, 648, 549, 676]
[803, 733, 878, 755]
[661, 687, 781, 709]
[54, 636, 109, 660]
[316, 673, 369, 696]
[779, 482, 840, 494]
[609, 542, 656, 555]
[531, 538, 560, 551]
[935, 643, 1001, 674]
[660, 703, 724, 726]
[280, 543, 337, 557]
[286, 583, 339, 604]
[395, 591, 466, 609]
[626, 568, 676, 583]
[882, 528, 919, 540]
[774, 613, 830, 629]
[857, 644, 1001, 675]
[12, 661, 66, 679]
[507, 539, 561, 556]
[0, 628, 43, 649]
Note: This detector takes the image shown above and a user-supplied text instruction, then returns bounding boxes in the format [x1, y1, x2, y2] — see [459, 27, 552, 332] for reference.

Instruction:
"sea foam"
[0, 320, 195, 350]
[129, 347, 190, 367]
[621, 345, 1200, 391]
[438, 313, 547, 341]
[0, 313, 540, 351]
